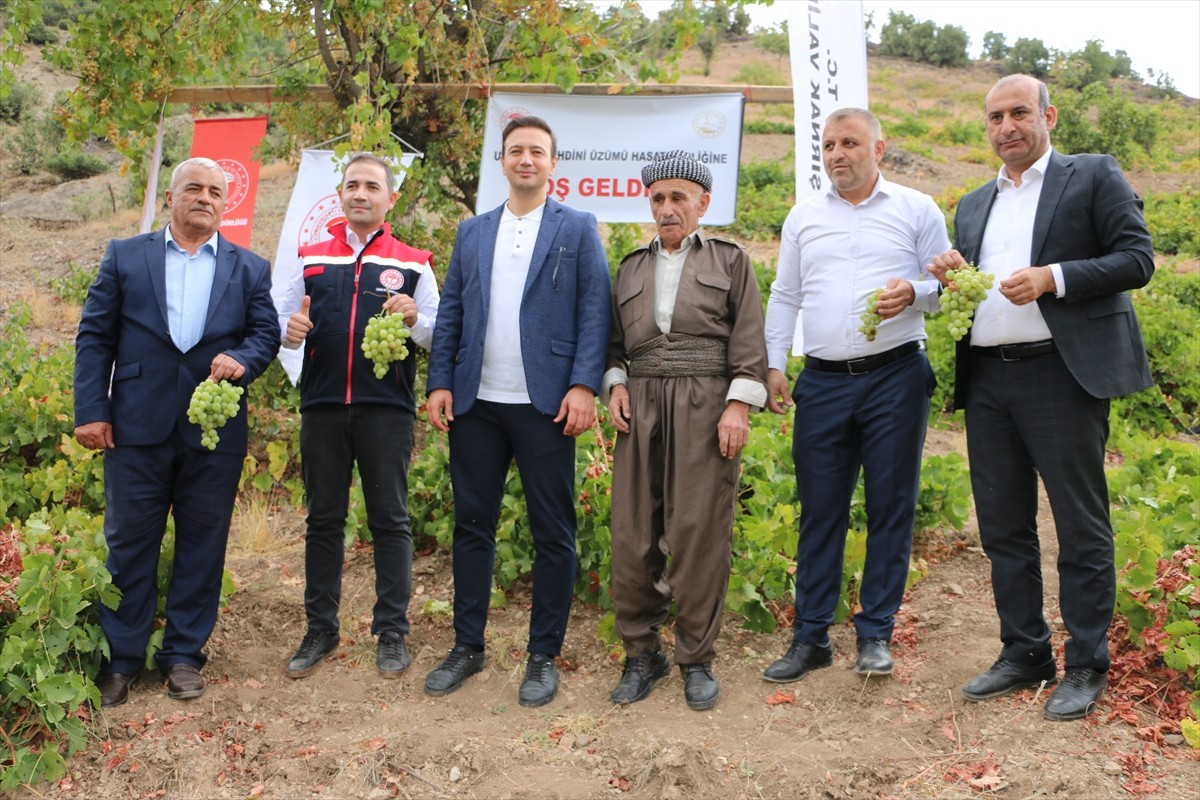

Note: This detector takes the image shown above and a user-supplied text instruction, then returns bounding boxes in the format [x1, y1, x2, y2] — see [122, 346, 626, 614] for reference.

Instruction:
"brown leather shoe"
[96, 672, 137, 708]
[165, 663, 205, 700]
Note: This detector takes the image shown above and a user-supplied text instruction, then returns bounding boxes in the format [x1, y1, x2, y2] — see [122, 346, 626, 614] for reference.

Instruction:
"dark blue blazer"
[427, 197, 612, 417]
[951, 150, 1155, 408]
[74, 228, 279, 454]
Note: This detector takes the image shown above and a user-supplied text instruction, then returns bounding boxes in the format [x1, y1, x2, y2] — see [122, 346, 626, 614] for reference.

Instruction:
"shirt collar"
[650, 228, 702, 255]
[165, 225, 219, 255]
[996, 147, 1053, 191]
[346, 226, 383, 250]
[825, 172, 890, 205]
[501, 201, 546, 223]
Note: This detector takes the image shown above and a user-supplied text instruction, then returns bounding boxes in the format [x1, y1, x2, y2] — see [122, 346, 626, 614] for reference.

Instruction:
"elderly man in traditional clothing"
[604, 151, 769, 711]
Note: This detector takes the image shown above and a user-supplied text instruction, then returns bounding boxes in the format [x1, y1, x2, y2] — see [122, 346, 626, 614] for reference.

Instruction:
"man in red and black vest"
[277, 153, 440, 680]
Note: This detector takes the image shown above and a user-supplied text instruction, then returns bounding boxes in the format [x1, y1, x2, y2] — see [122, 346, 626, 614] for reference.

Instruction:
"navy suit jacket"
[951, 150, 1155, 408]
[74, 228, 279, 454]
[427, 197, 611, 417]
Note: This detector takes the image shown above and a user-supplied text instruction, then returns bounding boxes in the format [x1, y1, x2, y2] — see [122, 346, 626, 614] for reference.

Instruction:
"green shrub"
[883, 115, 931, 140]
[1053, 83, 1159, 169]
[744, 119, 794, 135]
[45, 149, 108, 180]
[725, 159, 794, 241]
[0, 80, 38, 123]
[1006, 37, 1051, 78]
[934, 118, 985, 147]
[733, 61, 785, 86]
[1144, 190, 1200, 257]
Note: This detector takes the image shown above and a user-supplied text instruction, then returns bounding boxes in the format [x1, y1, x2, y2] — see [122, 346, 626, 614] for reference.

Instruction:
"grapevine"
[939, 263, 996, 342]
[187, 379, 244, 450]
[362, 311, 411, 380]
[859, 288, 884, 342]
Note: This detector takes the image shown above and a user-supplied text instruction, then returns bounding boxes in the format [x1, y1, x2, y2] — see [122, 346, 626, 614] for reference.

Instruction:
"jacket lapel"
[477, 205, 502, 317]
[958, 185, 998, 264]
[1031, 151, 1071, 264]
[144, 229, 171, 336]
[525, 197, 564, 298]
[204, 235, 236, 331]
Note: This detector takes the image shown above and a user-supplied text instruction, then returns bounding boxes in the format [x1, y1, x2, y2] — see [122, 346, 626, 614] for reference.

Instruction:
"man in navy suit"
[931, 75, 1155, 721]
[425, 116, 611, 707]
[75, 157, 279, 708]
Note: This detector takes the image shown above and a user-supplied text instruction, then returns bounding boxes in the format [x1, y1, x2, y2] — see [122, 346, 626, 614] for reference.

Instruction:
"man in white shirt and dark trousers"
[425, 116, 611, 708]
[763, 108, 949, 684]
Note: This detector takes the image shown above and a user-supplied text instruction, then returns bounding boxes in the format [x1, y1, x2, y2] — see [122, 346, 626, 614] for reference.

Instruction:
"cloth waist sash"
[627, 333, 728, 378]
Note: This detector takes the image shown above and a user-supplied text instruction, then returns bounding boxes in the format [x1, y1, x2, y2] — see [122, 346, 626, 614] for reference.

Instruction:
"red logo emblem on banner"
[298, 194, 346, 249]
[217, 158, 250, 212]
[379, 269, 405, 291]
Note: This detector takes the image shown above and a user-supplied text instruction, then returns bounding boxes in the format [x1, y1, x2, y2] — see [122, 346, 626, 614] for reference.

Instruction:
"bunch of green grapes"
[187, 379, 244, 450]
[940, 263, 996, 341]
[362, 311, 410, 380]
[859, 288, 884, 342]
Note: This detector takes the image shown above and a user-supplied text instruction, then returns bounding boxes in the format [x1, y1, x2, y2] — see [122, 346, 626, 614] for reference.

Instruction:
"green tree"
[928, 24, 969, 68]
[1006, 36, 1052, 78]
[49, 0, 702, 250]
[755, 21, 789, 66]
[981, 31, 1008, 61]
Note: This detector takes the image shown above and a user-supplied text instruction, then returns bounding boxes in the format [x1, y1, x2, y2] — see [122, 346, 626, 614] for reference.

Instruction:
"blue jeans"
[300, 404, 415, 636]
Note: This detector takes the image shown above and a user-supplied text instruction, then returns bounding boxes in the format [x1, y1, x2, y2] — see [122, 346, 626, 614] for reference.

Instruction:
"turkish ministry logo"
[216, 158, 251, 212]
[501, 106, 531, 124]
[379, 269, 405, 292]
[297, 193, 346, 249]
[692, 109, 726, 139]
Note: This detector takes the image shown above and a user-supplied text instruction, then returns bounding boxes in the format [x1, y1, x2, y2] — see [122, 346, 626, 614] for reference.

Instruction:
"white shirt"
[604, 230, 767, 409]
[477, 202, 543, 403]
[764, 174, 949, 368]
[970, 147, 1066, 346]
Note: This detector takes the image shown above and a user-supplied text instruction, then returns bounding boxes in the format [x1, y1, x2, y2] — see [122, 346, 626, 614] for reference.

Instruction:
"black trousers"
[447, 400, 577, 657]
[966, 349, 1113, 671]
[300, 404, 415, 637]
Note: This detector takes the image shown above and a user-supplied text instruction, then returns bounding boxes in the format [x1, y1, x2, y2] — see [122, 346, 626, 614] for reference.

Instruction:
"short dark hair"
[344, 152, 396, 192]
[501, 115, 557, 158]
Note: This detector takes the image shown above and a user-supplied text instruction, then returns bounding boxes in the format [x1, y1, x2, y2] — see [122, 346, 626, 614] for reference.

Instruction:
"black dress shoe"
[681, 663, 719, 711]
[165, 664, 205, 700]
[287, 629, 341, 678]
[96, 672, 137, 708]
[961, 656, 1057, 702]
[1043, 667, 1107, 721]
[377, 632, 411, 678]
[611, 650, 671, 704]
[424, 644, 485, 697]
[518, 653, 559, 708]
[763, 641, 833, 683]
[855, 638, 893, 675]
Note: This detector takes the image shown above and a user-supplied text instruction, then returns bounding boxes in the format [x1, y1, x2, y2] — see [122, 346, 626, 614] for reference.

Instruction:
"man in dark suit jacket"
[931, 75, 1154, 721]
[425, 116, 611, 708]
[75, 157, 279, 708]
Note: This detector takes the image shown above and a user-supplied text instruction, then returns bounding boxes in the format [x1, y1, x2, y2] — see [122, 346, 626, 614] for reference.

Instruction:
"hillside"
[2, 37, 1198, 800]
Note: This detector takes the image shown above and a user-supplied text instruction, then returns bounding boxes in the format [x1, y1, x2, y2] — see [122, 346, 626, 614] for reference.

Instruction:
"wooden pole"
[164, 83, 794, 105]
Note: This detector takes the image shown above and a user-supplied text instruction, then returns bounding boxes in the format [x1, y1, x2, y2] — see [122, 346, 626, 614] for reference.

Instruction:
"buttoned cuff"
[1049, 263, 1065, 297]
[601, 367, 628, 405]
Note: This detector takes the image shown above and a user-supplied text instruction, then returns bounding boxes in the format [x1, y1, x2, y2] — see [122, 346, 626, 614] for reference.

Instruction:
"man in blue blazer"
[931, 75, 1154, 721]
[425, 116, 611, 707]
[74, 157, 279, 708]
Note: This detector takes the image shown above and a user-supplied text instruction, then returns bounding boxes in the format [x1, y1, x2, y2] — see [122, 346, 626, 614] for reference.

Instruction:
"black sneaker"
[286, 629, 340, 679]
[611, 650, 671, 704]
[377, 632, 411, 678]
[518, 653, 559, 708]
[424, 644, 485, 697]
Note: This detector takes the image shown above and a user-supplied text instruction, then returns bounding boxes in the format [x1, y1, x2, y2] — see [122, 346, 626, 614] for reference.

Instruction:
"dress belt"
[804, 341, 920, 376]
[971, 339, 1056, 361]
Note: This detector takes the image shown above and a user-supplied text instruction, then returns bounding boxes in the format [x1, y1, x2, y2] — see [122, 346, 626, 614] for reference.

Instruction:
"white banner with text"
[477, 93, 745, 223]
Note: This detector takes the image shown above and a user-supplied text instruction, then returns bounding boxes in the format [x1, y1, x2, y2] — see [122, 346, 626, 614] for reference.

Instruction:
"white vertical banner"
[477, 93, 745, 223]
[789, 0, 869, 202]
[786, 0, 868, 353]
[270, 149, 415, 383]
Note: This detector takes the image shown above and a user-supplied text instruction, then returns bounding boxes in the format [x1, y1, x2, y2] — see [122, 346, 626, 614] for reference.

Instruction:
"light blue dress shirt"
[164, 226, 219, 352]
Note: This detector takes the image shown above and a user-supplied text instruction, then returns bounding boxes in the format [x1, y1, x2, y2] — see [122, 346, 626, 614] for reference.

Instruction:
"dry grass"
[230, 490, 285, 554]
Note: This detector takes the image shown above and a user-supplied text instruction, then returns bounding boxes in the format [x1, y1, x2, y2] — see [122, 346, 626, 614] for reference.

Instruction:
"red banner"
[189, 117, 268, 248]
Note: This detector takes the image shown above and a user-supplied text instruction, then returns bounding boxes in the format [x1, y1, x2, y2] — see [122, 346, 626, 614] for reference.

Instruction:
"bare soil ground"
[1, 40, 1197, 800]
